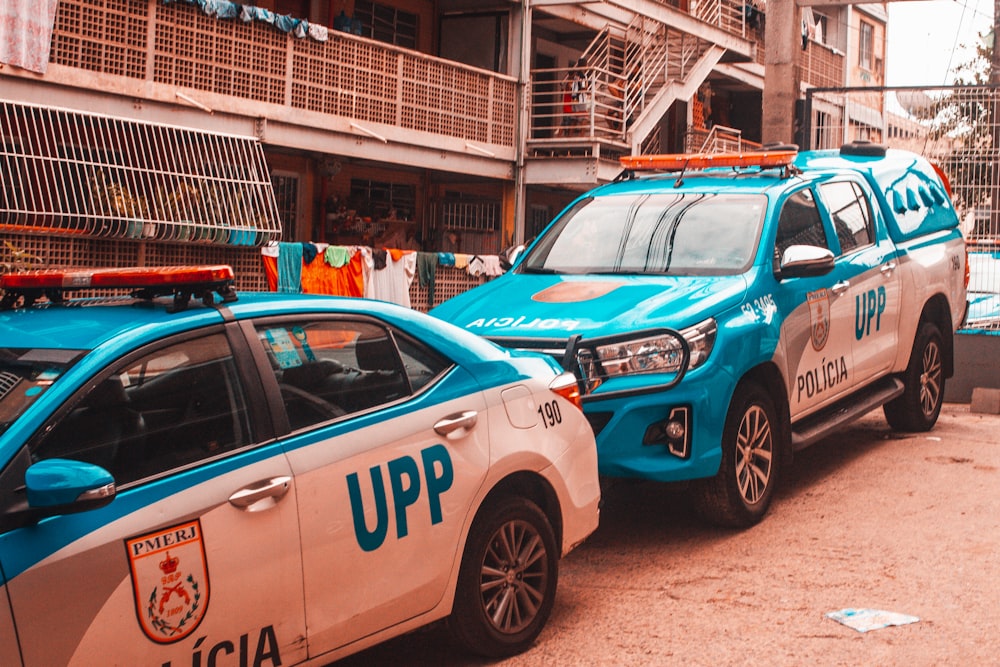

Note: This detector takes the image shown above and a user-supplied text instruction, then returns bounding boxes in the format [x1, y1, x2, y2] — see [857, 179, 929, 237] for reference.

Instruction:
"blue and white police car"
[432, 144, 968, 528]
[0, 265, 600, 665]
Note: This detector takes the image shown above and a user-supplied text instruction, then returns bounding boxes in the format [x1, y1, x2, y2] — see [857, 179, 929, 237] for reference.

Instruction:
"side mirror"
[778, 244, 835, 279]
[25, 458, 116, 509]
[2, 459, 116, 532]
[499, 244, 526, 271]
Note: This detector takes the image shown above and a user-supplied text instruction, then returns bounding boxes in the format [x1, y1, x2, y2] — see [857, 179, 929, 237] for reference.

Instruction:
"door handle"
[229, 476, 292, 511]
[880, 261, 897, 276]
[831, 280, 850, 295]
[434, 411, 478, 436]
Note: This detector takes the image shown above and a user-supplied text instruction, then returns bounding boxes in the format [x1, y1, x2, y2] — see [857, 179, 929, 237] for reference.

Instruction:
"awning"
[1, 100, 282, 246]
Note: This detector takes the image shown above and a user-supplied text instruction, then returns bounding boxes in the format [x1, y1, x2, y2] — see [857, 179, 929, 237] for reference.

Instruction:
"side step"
[790, 377, 905, 451]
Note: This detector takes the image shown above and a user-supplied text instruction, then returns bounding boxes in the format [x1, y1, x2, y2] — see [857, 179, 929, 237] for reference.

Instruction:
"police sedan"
[0, 265, 600, 666]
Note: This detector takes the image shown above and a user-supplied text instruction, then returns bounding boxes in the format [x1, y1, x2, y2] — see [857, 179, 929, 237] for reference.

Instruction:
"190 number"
[537, 400, 562, 428]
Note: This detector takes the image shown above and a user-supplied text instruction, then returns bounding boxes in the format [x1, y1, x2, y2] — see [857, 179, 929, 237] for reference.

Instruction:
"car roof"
[585, 147, 926, 200]
[0, 298, 225, 350]
[0, 291, 508, 366]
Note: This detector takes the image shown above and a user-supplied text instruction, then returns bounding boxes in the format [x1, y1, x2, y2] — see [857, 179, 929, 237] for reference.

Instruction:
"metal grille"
[805, 84, 1000, 332]
[50, 0, 148, 79]
[441, 200, 499, 232]
[1, 100, 282, 246]
[408, 266, 488, 313]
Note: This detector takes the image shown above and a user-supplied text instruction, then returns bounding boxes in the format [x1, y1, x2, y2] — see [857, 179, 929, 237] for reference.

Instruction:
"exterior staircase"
[526, 6, 737, 183]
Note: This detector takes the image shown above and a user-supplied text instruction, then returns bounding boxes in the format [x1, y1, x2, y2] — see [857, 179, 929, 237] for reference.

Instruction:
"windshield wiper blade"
[520, 266, 565, 274]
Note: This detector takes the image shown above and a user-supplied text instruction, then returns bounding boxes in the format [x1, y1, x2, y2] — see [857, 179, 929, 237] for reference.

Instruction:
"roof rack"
[0, 265, 237, 312]
[619, 150, 799, 188]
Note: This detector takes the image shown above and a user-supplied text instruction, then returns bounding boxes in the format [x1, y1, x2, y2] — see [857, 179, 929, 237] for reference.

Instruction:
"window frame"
[243, 313, 453, 435]
[817, 179, 876, 256]
[25, 323, 268, 489]
[858, 20, 874, 72]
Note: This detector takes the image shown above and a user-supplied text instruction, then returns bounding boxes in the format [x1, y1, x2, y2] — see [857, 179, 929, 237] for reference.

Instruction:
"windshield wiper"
[519, 266, 565, 274]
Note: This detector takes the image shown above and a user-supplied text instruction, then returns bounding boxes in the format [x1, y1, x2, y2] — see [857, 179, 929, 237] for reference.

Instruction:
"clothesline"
[261, 242, 504, 309]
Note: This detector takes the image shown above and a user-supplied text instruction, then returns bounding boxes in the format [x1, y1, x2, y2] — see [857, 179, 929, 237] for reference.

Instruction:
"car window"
[32, 333, 252, 485]
[522, 193, 767, 275]
[774, 187, 829, 264]
[0, 348, 84, 437]
[255, 320, 443, 431]
[819, 181, 874, 254]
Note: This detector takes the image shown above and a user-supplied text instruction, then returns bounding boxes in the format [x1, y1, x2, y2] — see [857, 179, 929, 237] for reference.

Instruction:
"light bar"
[0, 265, 237, 311]
[620, 150, 798, 173]
[1, 265, 234, 290]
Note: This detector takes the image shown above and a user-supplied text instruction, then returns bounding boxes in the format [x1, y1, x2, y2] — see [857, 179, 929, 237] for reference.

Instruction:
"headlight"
[583, 318, 717, 381]
[682, 318, 717, 369]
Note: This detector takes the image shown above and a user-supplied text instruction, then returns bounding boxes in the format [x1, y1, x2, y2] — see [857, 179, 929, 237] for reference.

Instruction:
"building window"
[349, 179, 416, 221]
[529, 205, 551, 239]
[354, 1, 417, 49]
[272, 173, 299, 241]
[859, 21, 874, 72]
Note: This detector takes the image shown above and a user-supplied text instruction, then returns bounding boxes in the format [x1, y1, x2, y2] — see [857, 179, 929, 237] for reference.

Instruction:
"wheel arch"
[918, 294, 955, 378]
[474, 471, 563, 550]
[738, 361, 792, 459]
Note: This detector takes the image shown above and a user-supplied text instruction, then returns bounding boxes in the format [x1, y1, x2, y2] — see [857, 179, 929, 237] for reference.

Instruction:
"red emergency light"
[0, 265, 237, 311]
[620, 150, 798, 173]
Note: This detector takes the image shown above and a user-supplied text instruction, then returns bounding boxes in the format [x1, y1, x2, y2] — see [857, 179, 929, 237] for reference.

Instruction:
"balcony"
[33, 0, 517, 174]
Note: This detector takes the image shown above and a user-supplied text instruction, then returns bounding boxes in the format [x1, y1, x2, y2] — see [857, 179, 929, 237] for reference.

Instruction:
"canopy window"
[1, 100, 282, 246]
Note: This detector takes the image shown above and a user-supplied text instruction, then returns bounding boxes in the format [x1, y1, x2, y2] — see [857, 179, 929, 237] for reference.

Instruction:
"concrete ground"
[337, 402, 1000, 666]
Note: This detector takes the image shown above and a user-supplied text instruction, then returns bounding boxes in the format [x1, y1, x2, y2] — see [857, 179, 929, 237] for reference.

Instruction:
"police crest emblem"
[126, 519, 210, 643]
[807, 288, 830, 351]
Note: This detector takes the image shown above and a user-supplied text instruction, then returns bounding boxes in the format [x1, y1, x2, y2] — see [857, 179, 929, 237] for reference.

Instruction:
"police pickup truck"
[432, 142, 968, 527]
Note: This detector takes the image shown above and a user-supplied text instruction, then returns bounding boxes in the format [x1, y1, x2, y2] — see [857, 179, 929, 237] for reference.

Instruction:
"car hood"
[431, 272, 749, 340]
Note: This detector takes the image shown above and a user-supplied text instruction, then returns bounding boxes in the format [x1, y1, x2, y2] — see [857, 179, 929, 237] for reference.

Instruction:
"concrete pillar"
[762, 0, 800, 145]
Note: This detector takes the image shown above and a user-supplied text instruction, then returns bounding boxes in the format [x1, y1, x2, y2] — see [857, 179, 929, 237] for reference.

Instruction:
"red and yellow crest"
[807, 288, 830, 351]
[125, 519, 210, 643]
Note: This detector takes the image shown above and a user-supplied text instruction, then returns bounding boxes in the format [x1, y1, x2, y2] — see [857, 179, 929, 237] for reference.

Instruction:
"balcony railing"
[48, 0, 517, 150]
[800, 40, 845, 89]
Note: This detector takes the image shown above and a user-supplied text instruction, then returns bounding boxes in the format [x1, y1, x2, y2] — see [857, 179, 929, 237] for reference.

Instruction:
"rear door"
[245, 316, 491, 658]
[817, 179, 901, 384]
[0, 327, 307, 666]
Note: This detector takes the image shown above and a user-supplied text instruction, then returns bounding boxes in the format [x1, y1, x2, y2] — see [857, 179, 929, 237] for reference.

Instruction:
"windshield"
[522, 192, 767, 275]
[0, 348, 85, 436]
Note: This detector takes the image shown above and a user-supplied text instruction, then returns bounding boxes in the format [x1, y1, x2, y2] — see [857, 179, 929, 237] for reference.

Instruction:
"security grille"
[1, 100, 282, 246]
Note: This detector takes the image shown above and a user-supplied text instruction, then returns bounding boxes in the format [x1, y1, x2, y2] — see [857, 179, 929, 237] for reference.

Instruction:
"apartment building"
[1, 0, 887, 293]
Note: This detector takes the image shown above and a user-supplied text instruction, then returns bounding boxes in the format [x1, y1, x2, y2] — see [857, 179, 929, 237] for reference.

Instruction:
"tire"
[692, 381, 781, 528]
[883, 322, 945, 432]
[449, 496, 558, 658]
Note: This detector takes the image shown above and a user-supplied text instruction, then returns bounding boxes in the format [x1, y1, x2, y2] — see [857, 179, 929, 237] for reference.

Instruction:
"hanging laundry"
[324, 245, 352, 268]
[468, 255, 503, 277]
[417, 252, 438, 307]
[302, 242, 319, 264]
[301, 246, 364, 297]
[364, 250, 417, 308]
[261, 243, 279, 291]
[277, 242, 303, 293]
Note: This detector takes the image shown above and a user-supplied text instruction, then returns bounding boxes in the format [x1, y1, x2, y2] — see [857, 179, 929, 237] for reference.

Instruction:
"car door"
[246, 316, 490, 658]
[817, 179, 901, 384]
[772, 186, 856, 419]
[0, 327, 307, 667]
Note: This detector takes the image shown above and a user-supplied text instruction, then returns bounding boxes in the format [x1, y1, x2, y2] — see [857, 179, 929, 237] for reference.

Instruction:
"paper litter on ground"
[826, 608, 920, 633]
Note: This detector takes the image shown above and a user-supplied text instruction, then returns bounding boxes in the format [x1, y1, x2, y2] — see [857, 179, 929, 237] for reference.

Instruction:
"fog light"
[665, 420, 686, 440]
[641, 406, 691, 458]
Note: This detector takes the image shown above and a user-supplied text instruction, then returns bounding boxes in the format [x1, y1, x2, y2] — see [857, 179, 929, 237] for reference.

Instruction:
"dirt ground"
[338, 403, 1000, 666]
